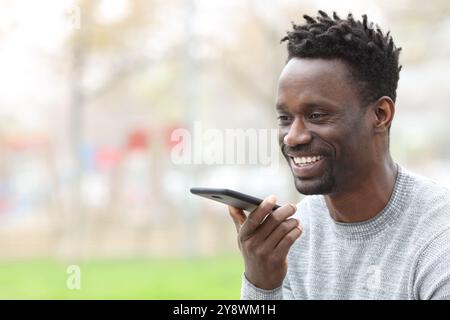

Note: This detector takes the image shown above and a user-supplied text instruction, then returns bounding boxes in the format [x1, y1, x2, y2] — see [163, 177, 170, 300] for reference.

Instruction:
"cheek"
[339, 122, 372, 162]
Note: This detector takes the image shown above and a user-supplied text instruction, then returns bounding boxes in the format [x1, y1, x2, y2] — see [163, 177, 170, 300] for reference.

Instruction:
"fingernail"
[267, 195, 276, 204]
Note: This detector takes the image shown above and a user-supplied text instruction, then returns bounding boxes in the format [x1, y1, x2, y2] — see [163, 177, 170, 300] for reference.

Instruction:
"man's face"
[276, 57, 374, 195]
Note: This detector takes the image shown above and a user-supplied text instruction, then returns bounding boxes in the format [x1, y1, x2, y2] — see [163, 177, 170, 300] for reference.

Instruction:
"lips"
[288, 154, 326, 178]
[290, 155, 324, 166]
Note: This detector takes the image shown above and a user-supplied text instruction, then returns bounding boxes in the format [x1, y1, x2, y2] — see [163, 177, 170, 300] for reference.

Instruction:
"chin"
[294, 176, 335, 195]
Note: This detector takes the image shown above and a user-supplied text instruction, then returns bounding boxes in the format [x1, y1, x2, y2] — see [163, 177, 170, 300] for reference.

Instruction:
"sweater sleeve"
[412, 227, 450, 300]
[240, 272, 294, 300]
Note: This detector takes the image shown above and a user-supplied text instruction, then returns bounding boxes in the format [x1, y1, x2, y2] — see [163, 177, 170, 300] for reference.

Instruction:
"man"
[228, 10, 450, 299]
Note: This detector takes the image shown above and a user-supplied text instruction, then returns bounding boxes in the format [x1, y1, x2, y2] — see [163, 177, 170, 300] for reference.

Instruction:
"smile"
[289, 154, 325, 178]
[291, 155, 324, 167]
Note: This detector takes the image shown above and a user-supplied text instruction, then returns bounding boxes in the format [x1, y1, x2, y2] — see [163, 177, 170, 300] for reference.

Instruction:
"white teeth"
[292, 155, 323, 166]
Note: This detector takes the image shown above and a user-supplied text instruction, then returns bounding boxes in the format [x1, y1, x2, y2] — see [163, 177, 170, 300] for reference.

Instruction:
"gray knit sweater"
[241, 165, 450, 300]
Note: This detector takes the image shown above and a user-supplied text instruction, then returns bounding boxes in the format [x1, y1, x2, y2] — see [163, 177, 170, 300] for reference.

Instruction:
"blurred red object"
[95, 146, 122, 170]
[126, 129, 149, 151]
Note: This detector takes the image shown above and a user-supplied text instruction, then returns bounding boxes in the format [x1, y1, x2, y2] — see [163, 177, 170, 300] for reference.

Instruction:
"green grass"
[0, 255, 244, 299]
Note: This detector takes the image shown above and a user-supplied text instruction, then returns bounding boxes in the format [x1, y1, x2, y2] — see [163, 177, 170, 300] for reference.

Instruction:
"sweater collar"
[320, 164, 414, 241]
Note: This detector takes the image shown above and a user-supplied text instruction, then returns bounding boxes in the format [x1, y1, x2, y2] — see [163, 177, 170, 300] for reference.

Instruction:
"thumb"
[228, 205, 246, 233]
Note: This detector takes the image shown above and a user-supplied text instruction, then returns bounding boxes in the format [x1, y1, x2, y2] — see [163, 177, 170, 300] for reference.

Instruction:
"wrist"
[244, 271, 283, 290]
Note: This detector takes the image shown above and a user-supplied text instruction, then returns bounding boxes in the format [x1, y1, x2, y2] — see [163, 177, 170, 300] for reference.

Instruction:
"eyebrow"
[276, 104, 287, 111]
[276, 100, 339, 112]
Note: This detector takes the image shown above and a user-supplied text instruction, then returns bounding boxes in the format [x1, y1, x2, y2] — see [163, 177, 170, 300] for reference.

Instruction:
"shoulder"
[406, 167, 450, 202]
[402, 166, 450, 228]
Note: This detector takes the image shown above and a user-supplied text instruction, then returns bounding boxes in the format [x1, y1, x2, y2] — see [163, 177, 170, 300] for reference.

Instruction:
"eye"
[309, 113, 327, 120]
[277, 115, 291, 125]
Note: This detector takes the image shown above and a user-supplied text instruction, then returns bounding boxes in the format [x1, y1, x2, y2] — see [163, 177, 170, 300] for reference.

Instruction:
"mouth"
[288, 154, 325, 178]
[289, 154, 324, 166]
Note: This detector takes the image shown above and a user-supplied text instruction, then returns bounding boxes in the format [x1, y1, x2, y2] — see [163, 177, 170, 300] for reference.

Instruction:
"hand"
[228, 195, 302, 290]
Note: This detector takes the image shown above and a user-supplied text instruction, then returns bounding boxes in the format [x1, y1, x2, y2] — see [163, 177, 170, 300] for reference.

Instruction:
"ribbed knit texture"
[241, 164, 450, 300]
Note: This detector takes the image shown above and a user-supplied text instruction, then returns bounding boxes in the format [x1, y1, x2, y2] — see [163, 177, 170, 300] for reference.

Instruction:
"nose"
[283, 117, 312, 146]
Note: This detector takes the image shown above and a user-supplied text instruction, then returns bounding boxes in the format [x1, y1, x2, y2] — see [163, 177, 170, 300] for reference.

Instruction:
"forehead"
[277, 58, 360, 108]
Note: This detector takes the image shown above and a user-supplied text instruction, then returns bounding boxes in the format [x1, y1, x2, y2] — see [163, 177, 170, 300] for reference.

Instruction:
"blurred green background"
[0, 0, 449, 299]
[0, 255, 243, 299]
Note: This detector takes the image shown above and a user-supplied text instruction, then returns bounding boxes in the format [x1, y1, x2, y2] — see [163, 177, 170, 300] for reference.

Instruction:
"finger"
[263, 218, 300, 250]
[274, 226, 302, 257]
[255, 204, 297, 240]
[240, 195, 277, 237]
[228, 205, 246, 233]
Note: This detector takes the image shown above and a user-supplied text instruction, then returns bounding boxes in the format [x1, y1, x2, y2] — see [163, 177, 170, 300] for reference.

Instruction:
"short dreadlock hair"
[281, 10, 402, 105]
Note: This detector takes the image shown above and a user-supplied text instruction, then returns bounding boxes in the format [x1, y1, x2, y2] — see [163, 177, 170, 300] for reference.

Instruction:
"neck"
[324, 156, 398, 223]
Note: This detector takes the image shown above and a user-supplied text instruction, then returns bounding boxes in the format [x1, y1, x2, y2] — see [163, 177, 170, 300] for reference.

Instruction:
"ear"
[371, 96, 395, 134]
